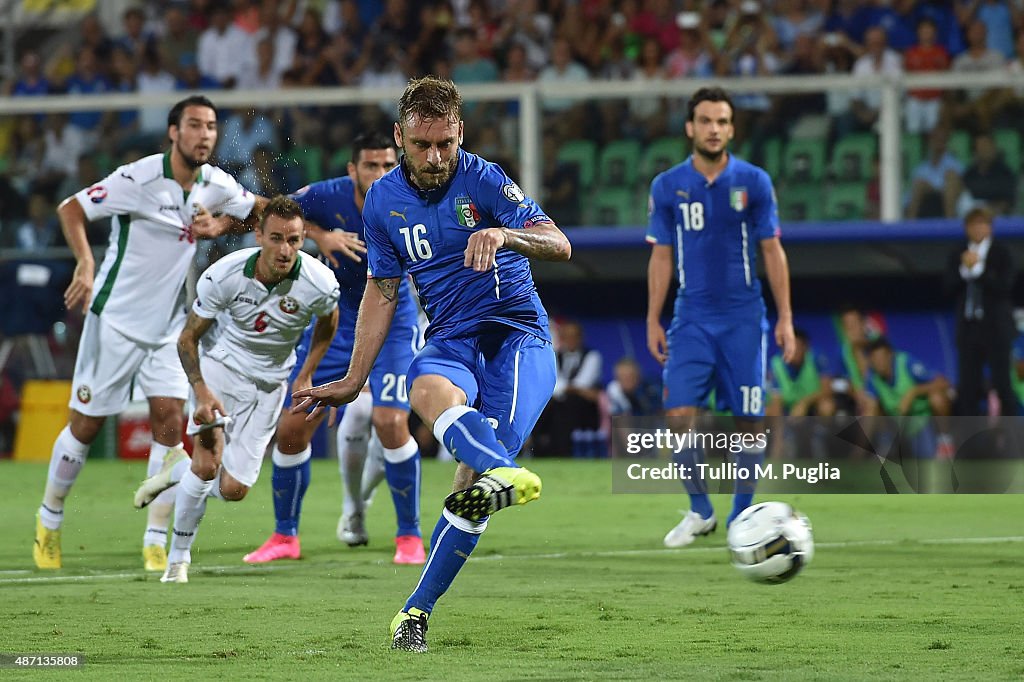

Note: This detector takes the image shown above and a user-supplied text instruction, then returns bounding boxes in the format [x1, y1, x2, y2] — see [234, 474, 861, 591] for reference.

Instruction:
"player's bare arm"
[176, 311, 225, 424]
[463, 223, 571, 272]
[292, 306, 340, 394]
[57, 196, 95, 314]
[305, 221, 367, 267]
[646, 244, 674, 364]
[761, 237, 796, 363]
[292, 277, 398, 420]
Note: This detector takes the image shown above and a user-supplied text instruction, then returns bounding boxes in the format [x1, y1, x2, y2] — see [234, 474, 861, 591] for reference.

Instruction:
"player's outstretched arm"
[646, 244, 673, 364]
[305, 221, 366, 267]
[761, 237, 796, 363]
[177, 311, 224, 424]
[57, 196, 94, 314]
[292, 277, 399, 421]
[292, 306, 340, 393]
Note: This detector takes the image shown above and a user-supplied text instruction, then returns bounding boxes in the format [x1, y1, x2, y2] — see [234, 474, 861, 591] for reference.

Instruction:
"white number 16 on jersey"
[400, 224, 433, 262]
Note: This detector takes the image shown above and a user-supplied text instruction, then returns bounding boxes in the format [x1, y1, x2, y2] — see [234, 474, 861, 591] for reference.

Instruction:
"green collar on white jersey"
[243, 251, 302, 282]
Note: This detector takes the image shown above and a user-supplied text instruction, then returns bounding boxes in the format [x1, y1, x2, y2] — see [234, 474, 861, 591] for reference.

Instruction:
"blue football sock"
[384, 439, 421, 538]
[729, 447, 765, 526]
[405, 510, 485, 614]
[272, 447, 311, 537]
[432, 406, 517, 473]
[673, 446, 714, 519]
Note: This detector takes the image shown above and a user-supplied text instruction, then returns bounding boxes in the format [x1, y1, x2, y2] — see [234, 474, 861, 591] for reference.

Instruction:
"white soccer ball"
[727, 501, 814, 584]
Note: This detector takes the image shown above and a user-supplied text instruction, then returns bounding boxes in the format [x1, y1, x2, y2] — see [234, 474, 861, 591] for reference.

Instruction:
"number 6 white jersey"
[192, 248, 340, 384]
[75, 152, 255, 345]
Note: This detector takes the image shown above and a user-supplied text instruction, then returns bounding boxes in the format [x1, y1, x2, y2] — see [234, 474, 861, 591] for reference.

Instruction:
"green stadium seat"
[782, 138, 826, 183]
[824, 183, 868, 220]
[327, 147, 352, 175]
[586, 187, 640, 226]
[831, 133, 876, 182]
[285, 147, 324, 185]
[902, 133, 924, 182]
[759, 136, 783, 179]
[556, 139, 597, 189]
[947, 130, 971, 165]
[597, 139, 642, 188]
[994, 128, 1021, 173]
[779, 184, 823, 222]
[639, 136, 685, 182]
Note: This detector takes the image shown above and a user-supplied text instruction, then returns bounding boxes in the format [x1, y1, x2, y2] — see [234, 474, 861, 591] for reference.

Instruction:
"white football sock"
[144, 441, 182, 547]
[362, 428, 387, 506]
[39, 425, 89, 530]
[168, 469, 213, 565]
[338, 391, 372, 517]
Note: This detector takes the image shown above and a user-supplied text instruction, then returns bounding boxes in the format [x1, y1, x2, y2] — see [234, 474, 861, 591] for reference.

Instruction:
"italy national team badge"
[279, 296, 299, 314]
[455, 196, 480, 228]
[730, 187, 748, 212]
[76, 385, 92, 404]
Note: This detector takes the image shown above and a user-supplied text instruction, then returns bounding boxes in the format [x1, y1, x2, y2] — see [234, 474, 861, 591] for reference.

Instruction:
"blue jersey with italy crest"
[646, 154, 780, 321]
[363, 150, 552, 341]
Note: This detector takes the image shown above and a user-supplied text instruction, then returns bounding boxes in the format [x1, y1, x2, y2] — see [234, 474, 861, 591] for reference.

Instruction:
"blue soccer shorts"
[406, 325, 556, 457]
[663, 316, 769, 417]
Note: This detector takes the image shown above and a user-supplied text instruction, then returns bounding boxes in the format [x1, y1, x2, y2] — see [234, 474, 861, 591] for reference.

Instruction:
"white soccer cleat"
[160, 561, 189, 583]
[134, 448, 189, 509]
[337, 511, 368, 547]
[663, 510, 718, 548]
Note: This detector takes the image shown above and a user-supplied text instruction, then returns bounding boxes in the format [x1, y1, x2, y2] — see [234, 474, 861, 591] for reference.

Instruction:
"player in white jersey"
[33, 95, 264, 572]
[133, 196, 340, 583]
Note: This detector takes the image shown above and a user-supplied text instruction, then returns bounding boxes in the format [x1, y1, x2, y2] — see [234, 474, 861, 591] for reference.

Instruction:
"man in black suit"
[944, 207, 1017, 415]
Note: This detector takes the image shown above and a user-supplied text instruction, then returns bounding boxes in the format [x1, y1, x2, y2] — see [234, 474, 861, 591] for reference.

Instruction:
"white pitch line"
[2, 536, 1022, 585]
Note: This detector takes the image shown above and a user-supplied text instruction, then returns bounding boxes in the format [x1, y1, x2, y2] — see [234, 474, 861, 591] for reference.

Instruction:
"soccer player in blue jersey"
[243, 132, 428, 566]
[293, 76, 571, 652]
[646, 87, 796, 548]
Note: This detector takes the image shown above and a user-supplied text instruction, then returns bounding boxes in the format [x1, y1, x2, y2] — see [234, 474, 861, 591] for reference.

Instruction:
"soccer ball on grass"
[727, 501, 813, 584]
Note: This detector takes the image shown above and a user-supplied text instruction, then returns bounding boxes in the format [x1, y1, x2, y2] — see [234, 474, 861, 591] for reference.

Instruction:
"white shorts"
[70, 313, 188, 417]
[197, 356, 286, 489]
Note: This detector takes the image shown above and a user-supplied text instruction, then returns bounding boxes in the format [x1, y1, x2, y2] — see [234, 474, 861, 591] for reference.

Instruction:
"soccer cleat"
[33, 514, 61, 569]
[134, 447, 189, 509]
[663, 510, 718, 548]
[243, 533, 301, 563]
[444, 466, 542, 521]
[337, 511, 369, 547]
[160, 561, 189, 583]
[143, 544, 168, 572]
[390, 609, 428, 653]
[393, 535, 426, 565]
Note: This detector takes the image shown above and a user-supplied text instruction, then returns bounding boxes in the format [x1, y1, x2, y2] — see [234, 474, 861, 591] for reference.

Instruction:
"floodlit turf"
[1, 458, 1022, 680]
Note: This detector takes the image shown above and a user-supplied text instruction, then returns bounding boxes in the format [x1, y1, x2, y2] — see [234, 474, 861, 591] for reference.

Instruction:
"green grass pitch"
[1, 458, 1022, 680]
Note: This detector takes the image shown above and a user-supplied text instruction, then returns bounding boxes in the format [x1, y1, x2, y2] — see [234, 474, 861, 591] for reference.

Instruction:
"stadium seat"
[902, 133, 924, 182]
[947, 129, 971, 165]
[779, 184, 823, 222]
[831, 133, 876, 182]
[824, 183, 868, 220]
[556, 139, 597, 189]
[597, 139, 642, 188]
[759, 136, 783, 179]
[285, 147, 324, 187]
[585, 187, 640, 226]
[327, 147, 352, 175]
[782, 138, 826, 183]
[639, 137, 685, 183]
[993, 128, 1021, 173]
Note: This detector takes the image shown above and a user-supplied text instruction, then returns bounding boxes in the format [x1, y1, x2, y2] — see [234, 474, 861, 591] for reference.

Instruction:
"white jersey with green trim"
[75, 152, 255, 345]
[192, 248, 340, 385]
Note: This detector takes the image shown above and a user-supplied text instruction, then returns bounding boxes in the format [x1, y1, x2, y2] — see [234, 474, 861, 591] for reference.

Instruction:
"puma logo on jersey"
[676, 189, 690, 198]
[334, 213, 348, 226]
[390, 210, 407, 220]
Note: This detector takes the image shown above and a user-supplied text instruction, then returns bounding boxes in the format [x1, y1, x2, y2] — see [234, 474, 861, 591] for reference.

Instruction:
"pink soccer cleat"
[393, 535, 426, 565]
[243, 533, 301, 564]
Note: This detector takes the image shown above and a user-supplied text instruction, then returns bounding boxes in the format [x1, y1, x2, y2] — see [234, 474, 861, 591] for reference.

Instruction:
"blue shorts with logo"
[406, 324, 556, 457]
[663, 315, 769, 417]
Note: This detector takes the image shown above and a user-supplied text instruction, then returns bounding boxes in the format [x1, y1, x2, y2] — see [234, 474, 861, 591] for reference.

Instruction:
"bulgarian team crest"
[279, 296, 299, 314]
[455, 196, 480, 228]
[730, 187, 748, 212]
[76, 385, 92, 404]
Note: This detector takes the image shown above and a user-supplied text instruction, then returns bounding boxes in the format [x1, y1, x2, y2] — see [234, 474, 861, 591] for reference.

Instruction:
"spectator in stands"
[253, 0, 297, 79]
[36, 114, 86, 200]
[905, 127, 964, 219]
[944, 206, 1016, 415]
[606, 357, 661, 418]
[540, 133, 581, 227]
[62, 47, 113, 146]
[961, 133, 1017, 215]
[850, 26, 902, 131]
[537, 36, 590, 130]
[5, 50, 50, 98]
[77, 13, 113, 65]
[959, 0, 1016, 60]
[821, 30, 859, 141]
[627, 37, 669, 141]
[664, 12, 715, 79]
[116, 7, 155, 60]
[14, 193, 63, 253]
[903, 18, 951, 135]
[766, 329, 836, 418]
[948, 19, 1007, 132]
[293, 8, 330, 75]
[496, 0, 554, 72]
[865, 335, 954, 458]
[108, 46, 138, 139]
[532, 320, 603, 457]
[772, 0, 825, 52]
[160, 6, 197, 81]
[232, 0, 261, 34]
[847, 0, 915, 50]
[197, 2, 252, 88]
[136, 46, 177, 136]
[218, 108, 276, 171]
[238, 37, 284, 90]
[631, 0, 680, 55]
[502, 42, 536, 83]
[175, 53, 222, 91]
